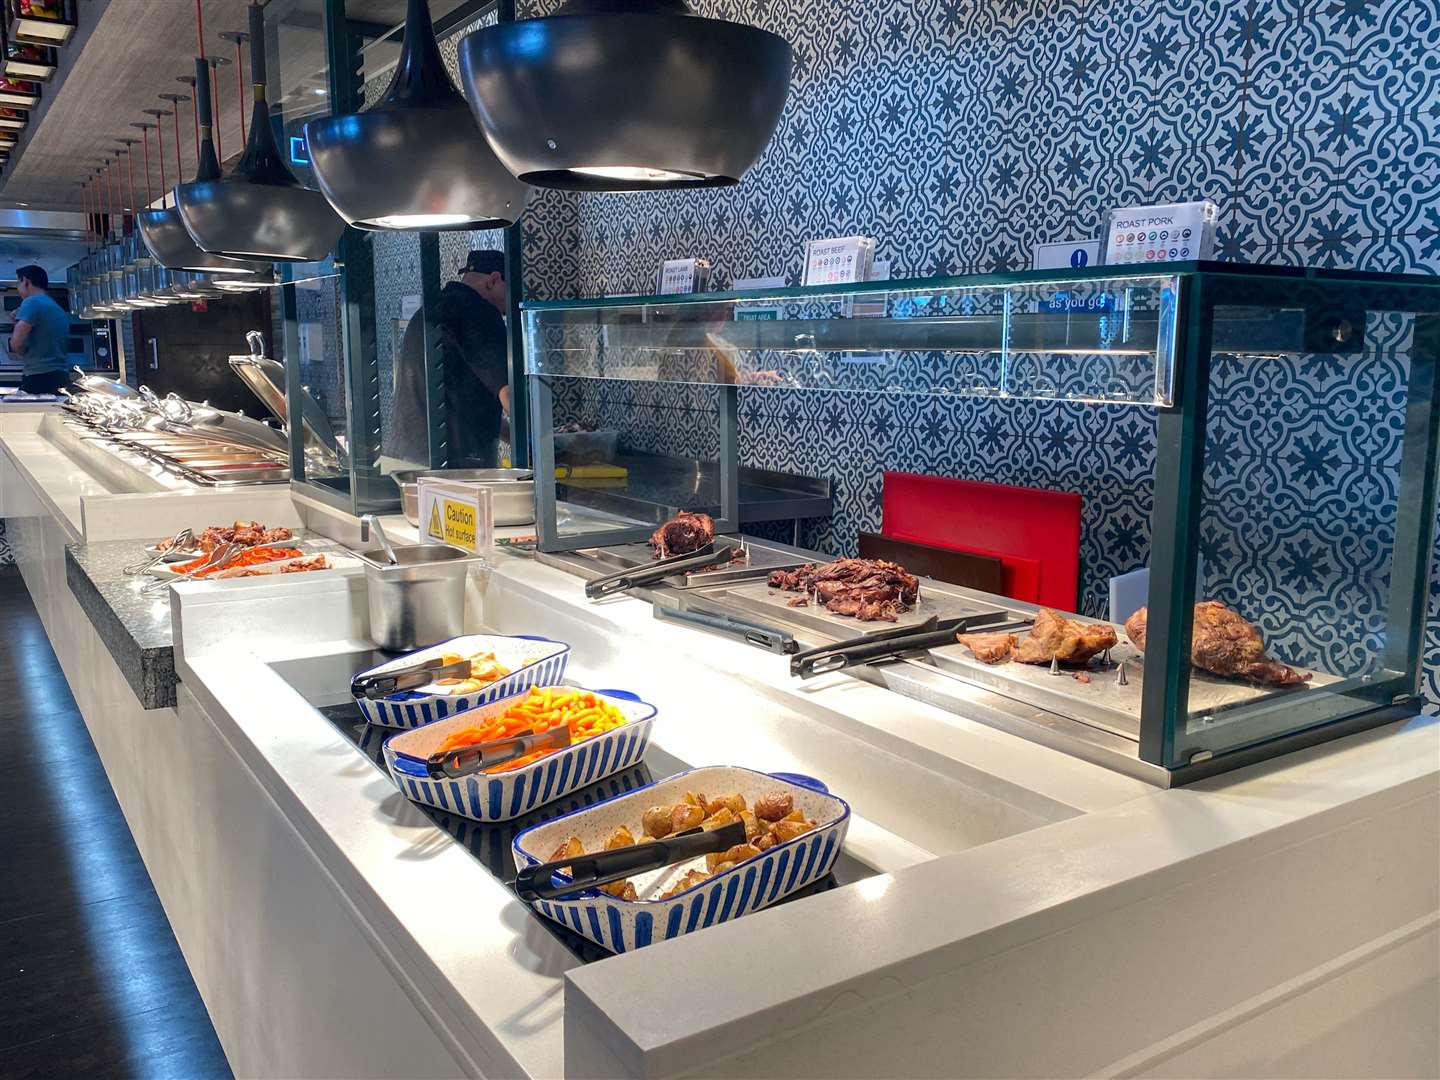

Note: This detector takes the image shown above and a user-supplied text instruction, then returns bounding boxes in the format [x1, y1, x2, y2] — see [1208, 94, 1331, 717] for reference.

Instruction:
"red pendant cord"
[172, 103, 183, 182]
[211, 61, 222, 160]
[125, 146, 135, 224]
[141, 127, 152, 204]
[156, 116, 167, 196]
[235, 36, 246, 143]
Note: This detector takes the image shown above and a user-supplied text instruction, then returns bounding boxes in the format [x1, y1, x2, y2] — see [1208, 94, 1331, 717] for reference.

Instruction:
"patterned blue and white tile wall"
[515, 0, 1440, 709]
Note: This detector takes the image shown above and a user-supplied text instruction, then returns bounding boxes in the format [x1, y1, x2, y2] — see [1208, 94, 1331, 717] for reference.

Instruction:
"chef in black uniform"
[390, 249, 511, 469]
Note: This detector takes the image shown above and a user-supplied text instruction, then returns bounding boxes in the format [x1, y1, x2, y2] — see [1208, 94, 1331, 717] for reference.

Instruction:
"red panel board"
[879, 472, 1082, 610]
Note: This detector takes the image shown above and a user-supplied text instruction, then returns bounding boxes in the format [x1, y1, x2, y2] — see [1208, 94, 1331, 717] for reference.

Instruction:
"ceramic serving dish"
[383, 687, 656, 823]
[512, 766, 850, 953]
[353, 634, 571, 729]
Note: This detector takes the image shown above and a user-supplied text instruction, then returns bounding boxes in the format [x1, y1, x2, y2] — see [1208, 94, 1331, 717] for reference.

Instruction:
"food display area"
[1, 263, 1436, 1079]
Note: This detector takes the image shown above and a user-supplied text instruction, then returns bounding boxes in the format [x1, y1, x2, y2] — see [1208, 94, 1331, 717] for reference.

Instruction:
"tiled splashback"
[518, 0, 1440, 710]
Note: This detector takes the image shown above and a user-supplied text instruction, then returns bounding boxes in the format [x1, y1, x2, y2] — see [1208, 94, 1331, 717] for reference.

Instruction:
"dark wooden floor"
[0, 566, 232, 1079]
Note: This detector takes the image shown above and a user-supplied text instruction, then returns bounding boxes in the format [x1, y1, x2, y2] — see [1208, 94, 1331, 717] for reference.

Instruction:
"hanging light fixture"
[136, 80, 264, 276]
[456, 0, 792, 192]
[305, 0, 530, 231]
[177, 2, 343, 262]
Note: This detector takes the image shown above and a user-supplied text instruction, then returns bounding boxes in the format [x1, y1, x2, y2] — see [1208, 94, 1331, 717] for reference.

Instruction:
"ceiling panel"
[0, 0, 473, 212]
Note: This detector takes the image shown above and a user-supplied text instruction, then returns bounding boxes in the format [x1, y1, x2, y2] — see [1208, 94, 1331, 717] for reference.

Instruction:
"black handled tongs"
[350, 656, 474, 700]
[514, 820, 746, 901]
[584, 536, 742, 599]
[424, 726, 573, 780]
[790, 612, 1032, 680]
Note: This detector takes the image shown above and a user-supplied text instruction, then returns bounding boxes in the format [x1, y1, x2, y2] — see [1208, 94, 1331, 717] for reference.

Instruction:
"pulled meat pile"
[649, 512, 715, 559]
[1126, 601, 1310, 687]
[768, 558, 920, 622]
[186, 520, 293, 554]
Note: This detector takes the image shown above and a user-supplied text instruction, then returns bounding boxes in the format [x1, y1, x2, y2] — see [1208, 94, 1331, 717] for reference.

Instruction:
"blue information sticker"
[1040, 291, 1116, 314]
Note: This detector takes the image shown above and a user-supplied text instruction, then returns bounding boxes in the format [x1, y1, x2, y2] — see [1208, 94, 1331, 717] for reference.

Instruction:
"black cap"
[459, 249, 505, 277]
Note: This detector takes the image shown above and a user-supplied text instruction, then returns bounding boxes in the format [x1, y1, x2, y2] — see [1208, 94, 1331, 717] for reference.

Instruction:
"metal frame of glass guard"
[288, 0, 528, 515]
[523, 262, 1440, 784]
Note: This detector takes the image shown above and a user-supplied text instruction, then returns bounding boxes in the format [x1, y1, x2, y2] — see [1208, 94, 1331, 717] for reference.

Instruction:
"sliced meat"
[957, 631, 1018, 664]
[1014, 608, 1117, 666]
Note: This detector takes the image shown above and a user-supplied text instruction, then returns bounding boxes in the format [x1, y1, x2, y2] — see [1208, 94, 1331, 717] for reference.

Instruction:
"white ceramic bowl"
[353, 634, 571, 729]
[512, 766, 850, 953]
[383, 687, 656, 822]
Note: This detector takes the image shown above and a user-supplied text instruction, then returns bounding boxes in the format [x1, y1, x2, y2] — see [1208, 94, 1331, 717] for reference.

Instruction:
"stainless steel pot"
[357, 544, 480, 651]
[392, 468, 536, 528]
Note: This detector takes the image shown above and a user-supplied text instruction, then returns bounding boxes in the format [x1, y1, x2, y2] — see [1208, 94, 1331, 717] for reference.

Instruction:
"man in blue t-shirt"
[10, 264, 73, 394]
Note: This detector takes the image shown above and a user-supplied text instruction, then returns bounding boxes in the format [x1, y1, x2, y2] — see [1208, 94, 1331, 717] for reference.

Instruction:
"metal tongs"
[423, 726, 573, 780]
[514, 820, 747, 901]
[789, 612, 1033, 680]
[350, 656, 475, 700]
[140, 540, 242, 592]
[124, 527, 194, 575]
[584, 536, 743, 600]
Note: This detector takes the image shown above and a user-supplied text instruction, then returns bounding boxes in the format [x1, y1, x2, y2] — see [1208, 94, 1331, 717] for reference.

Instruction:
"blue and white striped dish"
[382, 688, 657, 823]
[511, 766, 850, 954]
[354, 635, 570, 729]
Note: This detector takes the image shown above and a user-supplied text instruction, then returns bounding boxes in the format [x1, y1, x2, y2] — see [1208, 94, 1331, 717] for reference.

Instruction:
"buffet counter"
[2, 428, 1436, 1078]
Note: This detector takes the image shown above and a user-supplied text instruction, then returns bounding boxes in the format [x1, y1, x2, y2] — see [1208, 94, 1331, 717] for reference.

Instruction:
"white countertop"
[168, 526, 1440, 1078]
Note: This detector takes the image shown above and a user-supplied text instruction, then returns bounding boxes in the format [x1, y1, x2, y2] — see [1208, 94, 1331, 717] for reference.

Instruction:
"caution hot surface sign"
[417, 480, 489, 554]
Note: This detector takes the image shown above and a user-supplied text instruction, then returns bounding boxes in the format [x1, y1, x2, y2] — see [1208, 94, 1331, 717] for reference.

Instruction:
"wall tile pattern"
[515, 0, 1440, 711]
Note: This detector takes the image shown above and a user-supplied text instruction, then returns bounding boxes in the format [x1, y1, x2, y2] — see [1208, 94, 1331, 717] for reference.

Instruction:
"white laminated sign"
[418, 477, 494, 556]
[656, 258, 712, 295]
[802, 236, 876, 286]
[1102, 200, 1218, 265]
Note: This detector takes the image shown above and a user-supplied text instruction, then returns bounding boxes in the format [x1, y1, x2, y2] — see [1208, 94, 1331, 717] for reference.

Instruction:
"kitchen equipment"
[425, 726, 573, 781]
[360, 514, 399, 564]
[584, 536, 743, 600]
[124, 527, 193, 575]
[789, 614, 1033, 680]
[710, 571, 1010, 642]
[652, 603, 797, 655]
[352, 656, 473, 700]
[357, 544, 479, 651]
[70, 368, 137, 397]
[393, 468, 535, 528]
[349, 633, 571, 728]
[515, 821, 747, 902]
[584, 536, 809, 590]
[383, 687, 658, 822]
[229, 330, 344, 472]
[511, 766, 849, 953]
[141, 541, 241, 592]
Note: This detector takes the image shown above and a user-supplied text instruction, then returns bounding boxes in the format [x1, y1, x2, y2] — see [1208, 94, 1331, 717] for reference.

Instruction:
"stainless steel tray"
[927, 631, 1343, 740]
[707, 575, 1009, 639]
[586, 537, 811, 588]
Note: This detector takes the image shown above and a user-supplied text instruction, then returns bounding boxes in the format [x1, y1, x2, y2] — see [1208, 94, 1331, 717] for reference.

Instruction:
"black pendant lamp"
[177, 3, 343, 262]
[457, 0, 792, 192]
[305, 0, 530, 231]
[137, 93, 262, 276]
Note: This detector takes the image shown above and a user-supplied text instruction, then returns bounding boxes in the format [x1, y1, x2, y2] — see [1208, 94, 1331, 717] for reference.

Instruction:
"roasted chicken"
[1013, 608, 1118, 665]
[1125, 602, 1310, 687]
[649, 511, 715, 559]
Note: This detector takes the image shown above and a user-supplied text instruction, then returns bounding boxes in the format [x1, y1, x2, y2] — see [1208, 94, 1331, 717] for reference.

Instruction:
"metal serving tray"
[926, 634, 1345, 740]
[585, 536, 811, 588]
[706, 574, 1010, 640]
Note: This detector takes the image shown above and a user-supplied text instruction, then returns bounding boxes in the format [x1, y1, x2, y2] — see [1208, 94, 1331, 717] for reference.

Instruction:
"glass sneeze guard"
[523, 262, 1440, 784]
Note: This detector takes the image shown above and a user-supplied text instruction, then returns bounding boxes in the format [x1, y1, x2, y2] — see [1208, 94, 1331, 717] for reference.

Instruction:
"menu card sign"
[1102, 200, 1218, 265]
[1032, 239, 1101, 270]
[733, 275, 786, 322]
[802, 236, 876, 286]
[656, 258, 711, 295]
